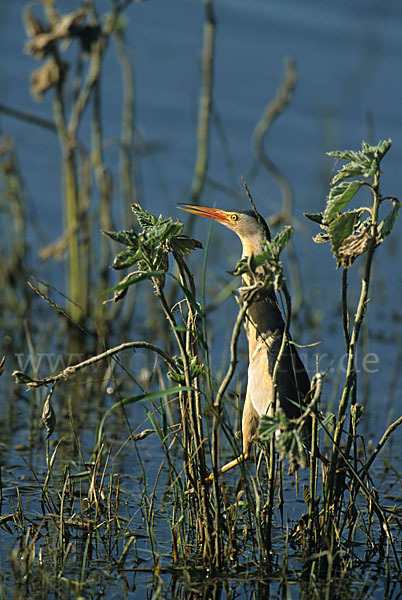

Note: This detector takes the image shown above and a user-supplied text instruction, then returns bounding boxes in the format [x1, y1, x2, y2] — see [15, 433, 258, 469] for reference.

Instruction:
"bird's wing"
[248, 335, 310, 418]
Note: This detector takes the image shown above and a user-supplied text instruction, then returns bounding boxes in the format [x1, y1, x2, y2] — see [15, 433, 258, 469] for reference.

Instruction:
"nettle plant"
[306, 139, 398, 267]
[304, 139, 401, 570]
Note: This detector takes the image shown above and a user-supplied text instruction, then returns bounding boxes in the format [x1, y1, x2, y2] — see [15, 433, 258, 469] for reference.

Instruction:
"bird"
[178, 204, 312, 473]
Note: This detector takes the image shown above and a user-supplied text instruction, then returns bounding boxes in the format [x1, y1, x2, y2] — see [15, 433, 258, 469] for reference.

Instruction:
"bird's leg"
[185, 454, 249, 494]
[208, 387, 259, 477]
[242, 387, 259, 455]
[185, 391, 259, 493]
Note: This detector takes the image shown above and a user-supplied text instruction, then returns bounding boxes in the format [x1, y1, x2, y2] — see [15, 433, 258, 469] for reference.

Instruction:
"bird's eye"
[230, 214, 238, 222]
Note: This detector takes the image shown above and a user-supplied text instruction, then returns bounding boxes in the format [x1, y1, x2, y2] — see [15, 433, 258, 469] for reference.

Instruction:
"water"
[1, 1, 402, 598]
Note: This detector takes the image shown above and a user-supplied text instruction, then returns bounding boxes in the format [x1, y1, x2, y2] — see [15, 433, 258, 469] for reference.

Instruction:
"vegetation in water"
[0, 1, 401, 599]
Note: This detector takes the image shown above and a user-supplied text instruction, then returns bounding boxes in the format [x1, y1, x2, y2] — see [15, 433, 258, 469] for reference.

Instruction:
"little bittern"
[178, 205, 311, 468]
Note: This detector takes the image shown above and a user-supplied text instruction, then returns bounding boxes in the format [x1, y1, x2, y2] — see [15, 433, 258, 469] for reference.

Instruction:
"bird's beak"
[177, 204, 231, 224]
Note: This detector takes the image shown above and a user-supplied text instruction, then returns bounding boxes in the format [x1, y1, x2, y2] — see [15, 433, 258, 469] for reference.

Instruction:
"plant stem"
[190, 0, 215, 206]
[326, 165, 381, 506]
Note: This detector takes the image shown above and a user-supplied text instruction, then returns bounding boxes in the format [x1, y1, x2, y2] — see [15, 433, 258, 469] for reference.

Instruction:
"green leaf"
[233, 225, 292, 277]
[376, 138, 392, 159]
[258, 413, 308, 469]
[377, 200, 401, 243]
[304, 212, 325, 224]
[328, 148, 373, 178]
[330, 162, 366, 185]
[328, 139, 392, 182]
[112, 248, 142, 270]
[143, 219, 183, 247]
[328, 149, 364, 162]
[318, 412, 335, 431]
[145, 407, 165, 442]
[169, 235, 203, 255]
[12, 370, 36, 385]
[270, 225, 293, 254]
[167, 355, 204, 384]
[146, 247, 168, 278]
[103, 271, 166, 295]
[328, 210, 363, 255]
[258, 414, 282, 441]
[276, 429, 308, 470]
[361, 139, 392, 162]
[324, 180, 362, 223]
[131, 203, 157, 229]
[102, 228, 139, 248]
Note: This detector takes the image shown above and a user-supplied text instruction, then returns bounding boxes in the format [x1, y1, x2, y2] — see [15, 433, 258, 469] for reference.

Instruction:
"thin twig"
[190, 0, 215, 206]
[251, 58, 297, 219]
[0, 103, 57, 132]
[214, 295, 253, 409]
[361, 415, 402, 475]
[13, 341, 179, 388]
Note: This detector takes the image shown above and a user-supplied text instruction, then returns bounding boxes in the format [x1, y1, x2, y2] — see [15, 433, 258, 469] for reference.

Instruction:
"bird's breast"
[247, 340, 273, 416]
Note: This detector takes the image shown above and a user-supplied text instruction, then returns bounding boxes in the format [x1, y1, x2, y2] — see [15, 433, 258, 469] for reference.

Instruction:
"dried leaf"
[52, 8, 85, 39]
[24, 8, 86, 59]
[336, 231, 371, 268]
[103, 272, 137, 304]
[312, 232, 330, 244]
[329, 210, 363, 255]
[0, 356, 5, 377]
[131, 429, 154, 442]
[25, 33, 55, 59]
[30, 58, 69, 101]
[23, 8, 48, 38]
[42, 388, 56, 439]
[39, 228, 72, 261]
[303, 484, 310, 507]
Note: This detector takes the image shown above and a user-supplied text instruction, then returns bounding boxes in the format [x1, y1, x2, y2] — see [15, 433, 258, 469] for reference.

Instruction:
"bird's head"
[177, 204, 270, 256]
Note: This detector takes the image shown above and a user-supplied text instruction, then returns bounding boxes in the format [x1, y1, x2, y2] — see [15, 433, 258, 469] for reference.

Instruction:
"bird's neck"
[239, 235, 284, 340]
[240, 233, 265, 258]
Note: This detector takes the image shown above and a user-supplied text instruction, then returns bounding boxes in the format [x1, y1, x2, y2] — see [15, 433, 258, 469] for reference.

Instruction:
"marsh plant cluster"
[5, 142, 402, 598]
